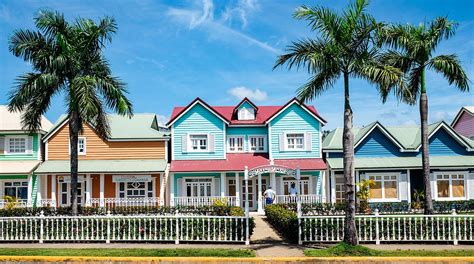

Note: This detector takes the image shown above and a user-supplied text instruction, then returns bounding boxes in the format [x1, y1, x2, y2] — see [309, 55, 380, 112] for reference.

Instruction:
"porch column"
[257, 173, 263, 214]
[270, 172, 276, 194]
[51, 175, 56, 207]
[36, 175, 42, 207]
[169, 173, 175, 206]
[321, 170, 326, 203]
[220, 172, 226, 198]
[27, 174, 33, 206]
[85, 174, 91, 206]
[407, 170, 411, 203]
[99, 174, 104, 207]
[330, 170, 336, 204]
[235, 172, 240, 206]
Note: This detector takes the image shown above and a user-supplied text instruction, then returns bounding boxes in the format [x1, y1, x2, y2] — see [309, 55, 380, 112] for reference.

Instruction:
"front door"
[241, 177, 269, 211]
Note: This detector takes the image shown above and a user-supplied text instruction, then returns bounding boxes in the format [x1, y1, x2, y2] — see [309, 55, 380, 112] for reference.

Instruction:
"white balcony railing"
[0, 199, 33, 209]
[274, 194, 323, 204]
[89, 197, 161, 208]
[174, 196, 237, 207]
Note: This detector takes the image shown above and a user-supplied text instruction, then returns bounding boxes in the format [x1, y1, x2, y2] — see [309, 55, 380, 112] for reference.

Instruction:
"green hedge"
[264, 204, 298, 243]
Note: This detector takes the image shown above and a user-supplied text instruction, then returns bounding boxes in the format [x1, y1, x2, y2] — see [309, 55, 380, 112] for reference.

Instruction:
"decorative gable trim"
[264, 98, 327, 125]
[234, 97, 258, 112]
[354, 122, 410, 152]
[451, 106, 474, 127]
[166, 98, 230, 127]
[415, 122, 473, 152]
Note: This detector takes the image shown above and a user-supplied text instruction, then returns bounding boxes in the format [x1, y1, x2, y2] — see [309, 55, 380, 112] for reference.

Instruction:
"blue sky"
[0, 0, 473, 130]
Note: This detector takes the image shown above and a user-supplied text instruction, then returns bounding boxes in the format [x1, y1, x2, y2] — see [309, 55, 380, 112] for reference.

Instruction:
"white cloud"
[221, 0, 259, 28]
[156, 114, 169, 127]
[166, 0, 280, 54]
[228, 86, 268, 101]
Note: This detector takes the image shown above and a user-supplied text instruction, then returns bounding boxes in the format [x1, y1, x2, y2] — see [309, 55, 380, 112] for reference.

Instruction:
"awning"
[34, 159, 167, 174]
[327, 156, 474, 170]
[170, 153, 326, 172]
[0, 161, 40, 174]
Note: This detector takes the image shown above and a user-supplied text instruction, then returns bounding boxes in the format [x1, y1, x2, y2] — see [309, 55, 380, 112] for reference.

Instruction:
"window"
[249, 136, 266, 152]
[69, 137, 86, 155]
[7, 137, 26, 154]
[185, 178, 212, 197]
[334, 174, 344, 203]
[286, 133, 304, 150]
[4, 181, 28, 200]
[59, 181, 84, 206]
[118, 182, 154, 198]
[228, 136, 244, 152]
[228, 179, 236, 196]
[190, 135, 208, 151]
[283, 176, 309, 195]
[436, 172, 466, 199]
[368, 174, 399, 201]
[238, 107, 255, 120]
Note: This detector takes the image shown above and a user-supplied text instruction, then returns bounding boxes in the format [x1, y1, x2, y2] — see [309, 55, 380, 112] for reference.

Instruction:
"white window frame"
[238, 107, 255, 120]
[366, 172, 401, 202]
[282, 176, 310, 195]
[334, 173, 345, 203]
[2, 180, 29, 200]
[5, 135, 27, 155]
[183, 177, 214, 197]
[227, 136, 245, 153]
[284, 132, 305, 151]
[248, 135, 267, 153]
[116, 179, 155, 199]
[434, 171, 467, 201]
[68, 137, 87, 156]
[58, 177, 85, 206]
[188, 134, 208, 152]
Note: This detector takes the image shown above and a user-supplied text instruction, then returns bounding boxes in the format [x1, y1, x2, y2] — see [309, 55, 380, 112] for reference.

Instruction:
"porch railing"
[0, 213, 248, 244]
[0, 199, 33, 209]
[274, 194, 322, 204]
[89, 197, 161, 208]
[174, 196, 237, 207]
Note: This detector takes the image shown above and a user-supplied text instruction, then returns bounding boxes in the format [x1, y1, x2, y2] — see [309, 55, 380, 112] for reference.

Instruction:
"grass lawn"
[305, 243, 474, 257]
[0, 248, 255, 258]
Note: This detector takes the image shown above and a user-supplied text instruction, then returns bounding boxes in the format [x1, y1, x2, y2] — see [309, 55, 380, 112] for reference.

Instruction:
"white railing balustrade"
[174, 196, 237, 207]
[275, 195, 322, 204]
[0, 199, 33, 209]
[299, 209, 473, 245]
[0, 213, 248, 244]
[89, 198, 161, 208]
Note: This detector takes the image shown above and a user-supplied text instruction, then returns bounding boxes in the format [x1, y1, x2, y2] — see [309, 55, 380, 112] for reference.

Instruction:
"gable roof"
[167, 97, 326, 126]
[323, 121, 474, 152]
[0, 105, 53, 133]
[43, 113, 169, 142]
[451, 106, 474, 127]
[234, 97, 258, 112]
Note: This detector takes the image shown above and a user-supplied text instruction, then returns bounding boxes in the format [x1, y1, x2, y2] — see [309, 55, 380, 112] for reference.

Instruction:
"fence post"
[106, 210, 111, 243]
[39, 211, 44, 243]
[374, 209, 380, 245]
[244, 166, 250, 245]
[175, 209, 180, 244]
[452, 209, 458, 245]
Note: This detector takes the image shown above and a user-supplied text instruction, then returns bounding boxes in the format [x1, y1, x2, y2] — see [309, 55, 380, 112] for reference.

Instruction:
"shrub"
[265, 204, 298, 243]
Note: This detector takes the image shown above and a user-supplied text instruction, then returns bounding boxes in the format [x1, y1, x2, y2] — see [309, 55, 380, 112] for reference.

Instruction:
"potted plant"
[356, 179, 375, 214]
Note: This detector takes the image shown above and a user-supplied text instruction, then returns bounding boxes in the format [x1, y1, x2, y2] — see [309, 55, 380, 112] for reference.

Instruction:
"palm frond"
[296, 68, 340, 102]
[428, 54, 470, 91]
[35, 10, 69, 39]
[294, 5, 342, 42]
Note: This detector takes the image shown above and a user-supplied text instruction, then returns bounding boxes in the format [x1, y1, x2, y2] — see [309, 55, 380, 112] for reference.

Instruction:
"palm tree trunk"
[342, 71, 358, 245]
[69, 110, 79, 216]
[420, 68, 433, 214]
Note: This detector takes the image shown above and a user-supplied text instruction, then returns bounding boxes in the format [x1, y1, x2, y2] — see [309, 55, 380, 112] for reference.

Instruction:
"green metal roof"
[326, 156, 474, 170]
[34, 159, 167, 174]
[45, 113, 170, 141]
[323, 121, 474, 151]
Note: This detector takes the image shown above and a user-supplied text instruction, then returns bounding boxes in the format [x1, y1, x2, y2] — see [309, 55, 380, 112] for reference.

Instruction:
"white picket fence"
[0, 213, 248, 244]
[89, 198, 162, 208]
[299, 209, 473, 245]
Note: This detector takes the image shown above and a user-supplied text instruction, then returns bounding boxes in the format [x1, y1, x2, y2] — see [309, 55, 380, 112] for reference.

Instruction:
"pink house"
[452, 106, 474, 139]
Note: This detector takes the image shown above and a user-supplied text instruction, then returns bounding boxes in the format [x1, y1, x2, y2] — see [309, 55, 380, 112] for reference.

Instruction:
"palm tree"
[274, 0, 402, 245]
[8, 11, 133, 215]
[379, 17, 469, 214]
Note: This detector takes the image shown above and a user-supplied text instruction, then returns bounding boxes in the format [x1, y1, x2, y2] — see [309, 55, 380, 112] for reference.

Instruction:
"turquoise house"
[0, 105, 52, 207]
[323, 121, 474, 204]
[166, 98, 327, 212]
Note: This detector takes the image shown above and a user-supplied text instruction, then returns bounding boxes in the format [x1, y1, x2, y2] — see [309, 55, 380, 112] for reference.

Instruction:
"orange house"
[34, 114, 169, 207]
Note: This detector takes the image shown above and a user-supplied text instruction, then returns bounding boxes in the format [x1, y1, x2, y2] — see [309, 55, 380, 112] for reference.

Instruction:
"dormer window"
[238, 107, 255, 120]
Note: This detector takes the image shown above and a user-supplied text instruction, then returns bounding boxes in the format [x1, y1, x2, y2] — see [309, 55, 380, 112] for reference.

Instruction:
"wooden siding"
[226, 126, 268, 153]
[172, 103, 225, 160]
[47, 123, 165, 160]
[355, 128, 409, 157]
[453, 112, 474, 139]
[269, 103, 321, 159]
[427, 128, 471, 156]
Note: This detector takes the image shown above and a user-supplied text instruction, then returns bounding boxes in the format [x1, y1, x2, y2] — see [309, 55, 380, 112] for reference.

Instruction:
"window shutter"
[181, 134, 188, 153]
[279, 133, 285, 151]
[27, 136, 34, 154]
[0, 137, 4, 153]
[305, 132, 312, 151]
[177, 178, 184, 196]
[213, 178, 220, 196]
[208, 133, 215, 152]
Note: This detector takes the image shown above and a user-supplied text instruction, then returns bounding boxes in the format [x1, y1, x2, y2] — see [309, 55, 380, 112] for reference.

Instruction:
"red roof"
[167, 98, 326, 126]
[170, 153, 326, 172]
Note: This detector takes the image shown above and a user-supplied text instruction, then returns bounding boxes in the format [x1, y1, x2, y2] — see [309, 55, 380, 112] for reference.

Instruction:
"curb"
[0, 256, 473, 262]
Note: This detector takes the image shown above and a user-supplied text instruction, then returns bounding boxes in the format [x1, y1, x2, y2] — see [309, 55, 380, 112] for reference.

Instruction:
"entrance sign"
[248, 165, 296, 178]
[112, 175, 151, 183]
[58, 175, 84, 183]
